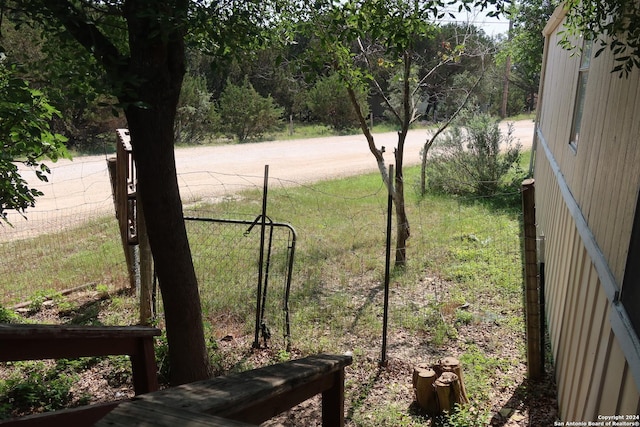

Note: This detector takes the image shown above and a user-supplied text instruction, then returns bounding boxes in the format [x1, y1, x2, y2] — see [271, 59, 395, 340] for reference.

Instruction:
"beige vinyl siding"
[539, 28, 640, 285]
[534, 5, 640, 417]
[535, 154, 640, 418]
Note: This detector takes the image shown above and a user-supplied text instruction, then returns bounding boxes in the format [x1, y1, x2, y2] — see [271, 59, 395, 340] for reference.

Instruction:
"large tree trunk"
[123, 0, 209, 386]
[41, 0, 210, 386]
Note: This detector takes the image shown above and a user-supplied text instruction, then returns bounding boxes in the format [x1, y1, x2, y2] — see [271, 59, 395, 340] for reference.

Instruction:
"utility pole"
[501, 18, 513, 118]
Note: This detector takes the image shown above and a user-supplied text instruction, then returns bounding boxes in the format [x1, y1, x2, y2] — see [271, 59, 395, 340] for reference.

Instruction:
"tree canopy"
[562, 0, 640, 76]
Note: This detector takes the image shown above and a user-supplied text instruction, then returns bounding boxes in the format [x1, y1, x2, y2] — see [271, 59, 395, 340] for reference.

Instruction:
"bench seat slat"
[95, 401, 257, 427]
[137, 354, 351, 419]
[0, 324, 161, 339]
[96, 354, 351, 426]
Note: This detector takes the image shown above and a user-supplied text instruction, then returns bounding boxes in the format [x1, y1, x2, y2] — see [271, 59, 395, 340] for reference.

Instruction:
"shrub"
[306, 73, 368, 131]
[219, 77, 283, 142]
[427, 113, 524, 196]
[174, 73, 219, 145]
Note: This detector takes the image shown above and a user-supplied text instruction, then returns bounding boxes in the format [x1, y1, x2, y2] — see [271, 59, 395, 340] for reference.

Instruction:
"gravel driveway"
[4, 119, 534, 239]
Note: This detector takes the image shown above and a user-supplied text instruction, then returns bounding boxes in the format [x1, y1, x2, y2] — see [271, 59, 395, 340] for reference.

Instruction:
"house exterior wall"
[534, 6, 640, 419]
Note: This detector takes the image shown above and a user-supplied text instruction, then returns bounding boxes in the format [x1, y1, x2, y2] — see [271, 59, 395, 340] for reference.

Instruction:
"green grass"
[2, 157, 530, 424]
[0, 216, 128, 306]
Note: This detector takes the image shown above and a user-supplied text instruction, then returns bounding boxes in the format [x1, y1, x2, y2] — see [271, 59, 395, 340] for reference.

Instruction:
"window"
[569, 38, 592, 149]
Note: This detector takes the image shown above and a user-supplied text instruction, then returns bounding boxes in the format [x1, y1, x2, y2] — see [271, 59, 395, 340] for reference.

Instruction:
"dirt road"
[4, 119, 534, 238]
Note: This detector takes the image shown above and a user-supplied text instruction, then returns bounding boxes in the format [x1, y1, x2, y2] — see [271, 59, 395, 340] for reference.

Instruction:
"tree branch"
[423, 68, 485, 154]
[41, 0, 127, 82]
[356, 36, 403, 125]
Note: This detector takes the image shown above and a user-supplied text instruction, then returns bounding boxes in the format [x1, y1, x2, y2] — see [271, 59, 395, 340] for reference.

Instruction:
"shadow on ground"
[490, 374, 559, 426]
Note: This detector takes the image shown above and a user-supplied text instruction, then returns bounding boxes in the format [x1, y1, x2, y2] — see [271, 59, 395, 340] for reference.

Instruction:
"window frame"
[568, 37, 593, 151]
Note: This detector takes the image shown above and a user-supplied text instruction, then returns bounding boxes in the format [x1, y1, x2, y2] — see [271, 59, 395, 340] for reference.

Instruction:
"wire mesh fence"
[180, 214, 296, 350]
[0, 155, 129, 306]
[1, 153, 525, 362]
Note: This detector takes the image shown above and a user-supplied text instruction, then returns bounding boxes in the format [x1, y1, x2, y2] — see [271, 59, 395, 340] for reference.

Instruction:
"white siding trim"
[536, 125, 640, 387]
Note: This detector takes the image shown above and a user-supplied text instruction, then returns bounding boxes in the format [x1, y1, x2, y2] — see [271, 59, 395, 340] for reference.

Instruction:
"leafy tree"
[306, 72, 367, 131]
[0, 61, 68, 223]
[175, 73, 219, 145]
[302, 0, 503, 267]
[222, 46, 305, 118]
[219, 77, 283, 142]
[500, 0, 554, 113]
[4, 0, 276, 385]
[0, 12, 122, 150]
[562, 0, 640, 77]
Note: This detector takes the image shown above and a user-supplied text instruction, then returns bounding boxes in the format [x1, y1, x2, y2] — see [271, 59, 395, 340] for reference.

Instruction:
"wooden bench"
[0, 324, 161, 426]
[96, 353, 353, 426]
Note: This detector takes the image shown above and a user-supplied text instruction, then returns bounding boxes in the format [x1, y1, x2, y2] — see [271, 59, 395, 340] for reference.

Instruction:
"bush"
[174, 73, 219, 145]
[0, 362, 76, 418]
[427, 113, 524, 196]
[306, 73, 368, 131]
[219, 77, 283, 142]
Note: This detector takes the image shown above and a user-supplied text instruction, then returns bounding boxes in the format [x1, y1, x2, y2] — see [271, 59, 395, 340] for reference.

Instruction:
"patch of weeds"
[0, 305, 21, 323]
[154, 331, 170, 384]
[351, 401, 428, 426]
[423, 302, 458, 346]
[54, 357, 100, 373]
[275, 349, 291, 363]
[28, 290, 50, 312]
[102, 356, 132, 388]
[458, 344, 504, 402]
[454, 309, 474, 326]
[0, 361, 76, 418]
[435, 403, 491, 427]
[209, 353, 225, 376]
[51, 293, 77, 313]
[95, 283, 110, 294]
[155, 325, 224, 382]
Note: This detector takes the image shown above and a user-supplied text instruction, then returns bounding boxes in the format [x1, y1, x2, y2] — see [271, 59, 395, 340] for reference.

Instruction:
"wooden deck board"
[97, 353, 352, 426]
[95, 401, 257, 427]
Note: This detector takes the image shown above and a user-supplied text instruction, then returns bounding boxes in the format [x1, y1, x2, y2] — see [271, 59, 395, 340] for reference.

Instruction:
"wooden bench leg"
[130, 337, 159, 394]
[321, 369, 346, 427]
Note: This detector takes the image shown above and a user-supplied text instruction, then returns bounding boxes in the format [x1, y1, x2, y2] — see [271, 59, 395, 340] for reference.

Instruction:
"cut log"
[434, 371, 458, 413]
[415, 368, 438, 416]
[439, 356, 469, 404]
[412, 363, 431, 389]
[413, 357, 469, 416]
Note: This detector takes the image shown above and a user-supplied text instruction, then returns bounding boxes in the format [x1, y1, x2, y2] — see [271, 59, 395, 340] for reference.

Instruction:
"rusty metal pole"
[381, 165, 394, 367]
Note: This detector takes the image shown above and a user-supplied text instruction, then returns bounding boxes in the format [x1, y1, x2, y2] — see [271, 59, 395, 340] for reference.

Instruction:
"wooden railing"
[96, 353, 353, 427]
[0, 324, 161, 427]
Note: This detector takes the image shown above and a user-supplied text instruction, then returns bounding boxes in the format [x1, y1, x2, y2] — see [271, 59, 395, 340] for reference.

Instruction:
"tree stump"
[413, 356, 469, 415]
[413, 364, 438, 416]
[439, 356, 469, 404]
[434, 371, 458, 412]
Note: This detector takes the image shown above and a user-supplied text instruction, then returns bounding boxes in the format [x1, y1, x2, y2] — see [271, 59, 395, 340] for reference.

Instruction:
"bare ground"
[4, 269, 558, 426]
